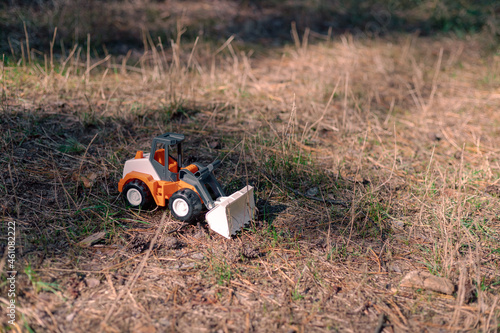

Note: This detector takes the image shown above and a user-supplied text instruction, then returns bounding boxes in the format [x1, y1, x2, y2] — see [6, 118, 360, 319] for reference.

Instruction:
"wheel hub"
[127, 188, 142, 206]
[172, 198, 189, 217]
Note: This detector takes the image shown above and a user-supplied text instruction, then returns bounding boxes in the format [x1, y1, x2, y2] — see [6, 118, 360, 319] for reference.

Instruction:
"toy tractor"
[118, 133, 255, 238]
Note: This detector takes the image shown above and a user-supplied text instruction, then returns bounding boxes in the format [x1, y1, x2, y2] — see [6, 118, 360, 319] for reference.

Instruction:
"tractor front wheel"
[123, 180, 154, 209]
[169, 189, 202, 221]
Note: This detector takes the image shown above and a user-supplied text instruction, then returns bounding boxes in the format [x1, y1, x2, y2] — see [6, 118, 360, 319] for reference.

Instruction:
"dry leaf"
[81, 176, 92, 188]
[72, 172, 98, 188]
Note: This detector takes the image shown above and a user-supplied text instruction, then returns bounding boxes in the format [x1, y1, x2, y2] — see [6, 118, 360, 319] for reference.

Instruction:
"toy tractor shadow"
[254, 198, 287, 228]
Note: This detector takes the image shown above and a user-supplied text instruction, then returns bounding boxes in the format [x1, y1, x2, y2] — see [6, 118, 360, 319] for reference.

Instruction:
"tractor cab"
[150, 133, 185, 182]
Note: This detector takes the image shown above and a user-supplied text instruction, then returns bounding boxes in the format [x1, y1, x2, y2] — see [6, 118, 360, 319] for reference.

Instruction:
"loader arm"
[178, 160, 225, 210]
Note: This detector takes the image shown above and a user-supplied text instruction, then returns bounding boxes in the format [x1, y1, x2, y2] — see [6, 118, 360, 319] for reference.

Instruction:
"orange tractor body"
[118, 133, 255, 238]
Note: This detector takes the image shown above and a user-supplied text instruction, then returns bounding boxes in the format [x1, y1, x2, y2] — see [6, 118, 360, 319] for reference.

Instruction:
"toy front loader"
[118, 133, 255, 238]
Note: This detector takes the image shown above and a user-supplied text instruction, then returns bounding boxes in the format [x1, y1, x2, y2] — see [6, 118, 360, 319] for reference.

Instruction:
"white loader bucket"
[205, 185, 255, 239]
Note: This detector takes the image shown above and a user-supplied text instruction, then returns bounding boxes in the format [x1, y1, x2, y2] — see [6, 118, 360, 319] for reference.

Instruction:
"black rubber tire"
[123, 180, 154, 209]
[168, 189, 202, 222]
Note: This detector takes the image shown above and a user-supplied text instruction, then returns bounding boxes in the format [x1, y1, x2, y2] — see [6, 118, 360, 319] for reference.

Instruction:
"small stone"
[178, 262, 195, 270]
[85, 277, 100, 288]
[387, 262, 402, 273]
[400, 270, 454, 295]
[306, 187, 319, 197]
[158, 318, 170, 327]
[428, 132, 442, 141]
[209, 141, 221, 149]
[391, 220, 405, 229]
[77, 232, 106, 247]
[191, 252, 205, 260]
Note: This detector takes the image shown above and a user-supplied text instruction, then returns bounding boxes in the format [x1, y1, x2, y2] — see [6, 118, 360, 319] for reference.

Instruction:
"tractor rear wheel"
[123, 180, 154, 209]
[169, 189, 202, 221]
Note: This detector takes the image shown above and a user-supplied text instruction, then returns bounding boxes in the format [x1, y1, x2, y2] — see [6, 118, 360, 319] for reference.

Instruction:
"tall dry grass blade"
[139, 51, 148, 83]
[302, 28, 310, 54]
[210, 54, 216, 80]
[343, 72, 349, 130]
[1, 54, 4, 82]
[426, 47, 444, 113]
[141, 28, 149, 54]
[104, 82, 121, 114]
[34, 63, 46, 77]
[23, 21, 31, 64]
[146, 31, 163, 78]
[215, 35, 235, 55]
[99, 68, 109, 99]
[50, 27, 57, 73]
[8, 37, 15, 58]
[291, 21, 300, 50]
[374, 124, 398, 191]
[85, 55, 112, 76]
[170, 39, 180, 70]
[176, 15, 186, 47]
[451, 262, 467, 327]
[399, 33, 415, 65]
[484, 296, 499, 332]
[158, 36, 169, 72]
[187, 36, 199, 69]
[307, 77, 341, 140]
[20, 40, 26, 67]
[59, 39, 66, 58]
[121, 49, 132, 75]
[86, 34, 91, 87]
[383, 97, 395, 126]
[284, 94, 297, 152]
[74, 46, 82, 75]
[241, 52, 258, 90]
[227, 43, 239, 75]
[60, 44, 78, 76]
[404, 80, 424, 113]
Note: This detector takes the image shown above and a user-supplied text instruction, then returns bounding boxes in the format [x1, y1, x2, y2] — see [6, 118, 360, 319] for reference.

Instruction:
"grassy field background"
[1, 1, 500, 332]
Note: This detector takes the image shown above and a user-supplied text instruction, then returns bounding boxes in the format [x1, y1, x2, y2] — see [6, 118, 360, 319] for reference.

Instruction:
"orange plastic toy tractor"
[118, 133, 255, 238]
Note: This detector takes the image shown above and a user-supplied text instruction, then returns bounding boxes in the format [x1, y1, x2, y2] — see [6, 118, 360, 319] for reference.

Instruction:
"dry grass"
[1, 6, 500, 332]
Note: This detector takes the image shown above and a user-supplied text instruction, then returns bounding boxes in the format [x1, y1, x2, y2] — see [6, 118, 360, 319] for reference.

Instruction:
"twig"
[101, 211, 167, 326]
[485, 296, 499, 332]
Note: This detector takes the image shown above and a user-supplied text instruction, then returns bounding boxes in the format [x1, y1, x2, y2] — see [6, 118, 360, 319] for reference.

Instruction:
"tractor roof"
[153, 133, 185, 145]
